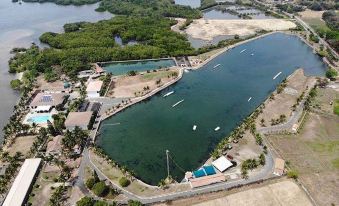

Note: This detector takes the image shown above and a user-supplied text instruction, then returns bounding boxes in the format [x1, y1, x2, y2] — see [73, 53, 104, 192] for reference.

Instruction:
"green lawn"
[334, 99, 339, 115]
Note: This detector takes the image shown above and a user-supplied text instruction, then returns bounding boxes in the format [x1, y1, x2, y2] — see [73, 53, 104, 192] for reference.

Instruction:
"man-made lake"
[0, 1, 112, 141]
[102, 59, 176, 76]
[175, 0, 201, 8]
[203, 6, 272, 20]
[97, 33, 326, 185]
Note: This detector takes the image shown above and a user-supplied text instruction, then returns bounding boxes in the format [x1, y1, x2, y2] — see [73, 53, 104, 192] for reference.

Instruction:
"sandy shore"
[186, 19, 296, 41]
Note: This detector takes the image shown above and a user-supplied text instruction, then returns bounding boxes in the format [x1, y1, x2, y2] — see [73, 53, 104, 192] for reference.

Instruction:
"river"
[97, 33, 327, 185]
[0, 1, 112, 141]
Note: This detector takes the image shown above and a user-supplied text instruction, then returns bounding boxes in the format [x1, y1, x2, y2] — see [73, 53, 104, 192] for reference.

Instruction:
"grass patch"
[334, 99, 339, 115]
[142, 70, 176, 80]
[307, 140, 339, 153]
[331, 158, 339, 169]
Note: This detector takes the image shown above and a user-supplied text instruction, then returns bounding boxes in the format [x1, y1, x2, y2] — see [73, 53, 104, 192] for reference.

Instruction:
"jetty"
[273, 72, 282, 80]
[240, 49, 246, 53]
[172, 99, 184, 108]
[163, 91, 174, 97]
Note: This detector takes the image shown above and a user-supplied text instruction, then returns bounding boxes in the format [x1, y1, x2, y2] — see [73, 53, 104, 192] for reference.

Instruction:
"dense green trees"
[97, 0, 201, 19]
[9, 17, 194, 79]
[22, 0, 100, 6]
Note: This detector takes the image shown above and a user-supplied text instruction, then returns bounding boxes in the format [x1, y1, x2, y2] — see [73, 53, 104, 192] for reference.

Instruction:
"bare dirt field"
[156, 179, 312, 206]
[185, 19, 296, 41]
[4, 135, 35, 156]
[256, 69, 316, 128]
[299, 10, 327, 30]
[107, 68, 179, 98]
[267, 86, 339, 206]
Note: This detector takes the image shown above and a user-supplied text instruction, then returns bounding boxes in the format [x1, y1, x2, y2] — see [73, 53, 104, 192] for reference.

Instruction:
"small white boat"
[172, 99, 184, 108]
[251, 53, 254, 56]
[184, 69, 189, 73]
[240, 49, 246, 53]
[163, 91, 174, 97]
[273, 71, 282, 80]
[213, 64, 221, 69]
[248, 97, 252, 102]
[193, 125, 197, 131]
[214, 127, 220, 131]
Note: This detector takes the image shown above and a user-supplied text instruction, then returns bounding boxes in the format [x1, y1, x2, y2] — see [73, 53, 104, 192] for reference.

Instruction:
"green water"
[102, 59, 176, 76]
[97, 33, 326, 185]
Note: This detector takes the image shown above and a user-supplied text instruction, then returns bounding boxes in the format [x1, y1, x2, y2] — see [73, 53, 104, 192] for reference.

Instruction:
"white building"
[3, 158, 42, 206]
[212, 156, 233, 172]
[86, 81, 103, 98]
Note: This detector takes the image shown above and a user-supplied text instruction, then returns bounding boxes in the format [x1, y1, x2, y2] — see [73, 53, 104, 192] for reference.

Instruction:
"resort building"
[46, 135, 63, 156]
[212, 156, 233, 172]
[40, 80, 72, 93]
[273, 158, 285, 176]
[86, 80, 103, 98]
[29, 92, 68, 112]
[3, 158, 42, 206]
[64, 111, 93, 130]
[189, 173, 225, 188]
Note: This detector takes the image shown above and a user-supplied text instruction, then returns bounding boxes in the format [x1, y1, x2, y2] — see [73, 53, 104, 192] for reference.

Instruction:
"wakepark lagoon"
[97, 33, 327, 185]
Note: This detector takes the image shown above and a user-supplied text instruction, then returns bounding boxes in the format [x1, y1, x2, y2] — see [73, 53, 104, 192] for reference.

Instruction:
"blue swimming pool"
[27, 115, 52, 124]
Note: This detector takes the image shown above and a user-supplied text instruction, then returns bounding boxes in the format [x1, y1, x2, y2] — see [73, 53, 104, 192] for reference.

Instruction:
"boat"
[240, 49, 246, 53]
[163, 91, 174, 97]
[214, 127, 220, 131]
[251, 53, 254, 56]
[193, 125, 197, 131]
[184, 69, 190, 73]
[213, 64, 221, 69]
[248, 97, 252, 102]
[273, 71, 282, 80]
[172, 99, 184, 108]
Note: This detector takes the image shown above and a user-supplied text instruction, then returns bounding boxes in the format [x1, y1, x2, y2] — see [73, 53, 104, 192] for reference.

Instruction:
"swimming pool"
[102, 59, 176, 76]
[27, 115, 52, 124]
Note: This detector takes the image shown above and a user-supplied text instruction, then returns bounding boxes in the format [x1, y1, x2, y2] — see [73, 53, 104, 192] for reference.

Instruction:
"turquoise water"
[28, 115, 52, 124]
[97, 33, 327, 185]
[102, 59, 176, 76]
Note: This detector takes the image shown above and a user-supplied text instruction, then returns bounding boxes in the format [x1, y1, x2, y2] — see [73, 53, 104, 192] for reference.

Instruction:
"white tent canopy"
[212, 156, 233, 172]
[35, 105, 52, 112]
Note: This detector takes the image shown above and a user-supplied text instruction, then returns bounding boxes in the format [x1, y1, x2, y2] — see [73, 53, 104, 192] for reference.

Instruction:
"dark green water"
[97, 33, 326, 185]
[102, 59, 175, 76]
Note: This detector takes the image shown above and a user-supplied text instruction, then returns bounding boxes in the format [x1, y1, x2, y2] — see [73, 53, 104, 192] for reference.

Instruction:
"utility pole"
[166, 150, 170, 178]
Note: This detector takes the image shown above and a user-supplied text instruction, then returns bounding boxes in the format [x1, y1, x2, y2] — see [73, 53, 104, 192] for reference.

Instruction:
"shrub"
[10, 79, 21, 90]
[76, 196, 95, 206]
[86, 178, 96, 189]
[326, 68, 338, 79]
[119, 177, 131, 187]
[127, 200, 143, 206]
[287, 170, 298, 179]
[92, 181, 109, 197]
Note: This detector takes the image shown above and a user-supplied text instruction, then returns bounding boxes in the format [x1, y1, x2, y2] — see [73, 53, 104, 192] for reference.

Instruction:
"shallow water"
[0, 1, 112, 140]
[97, 33, 327, 185]
[174, 0, 201, 8]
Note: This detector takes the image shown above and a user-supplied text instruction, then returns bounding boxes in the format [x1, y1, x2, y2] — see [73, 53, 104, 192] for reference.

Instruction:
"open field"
[267, 86, 339, 206]
[4, 135, 35, 156]
[256, 69, 317, 128]
[299, 10, 328, 30]
[155, 179, 312, 206]
[185, 19, 296, 40]
[107, 69, 179, 98]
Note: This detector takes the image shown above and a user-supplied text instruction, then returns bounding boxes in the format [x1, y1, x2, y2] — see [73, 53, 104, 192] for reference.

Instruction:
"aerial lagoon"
[97, 33, 326, 185]
[102, 59, 176, 76]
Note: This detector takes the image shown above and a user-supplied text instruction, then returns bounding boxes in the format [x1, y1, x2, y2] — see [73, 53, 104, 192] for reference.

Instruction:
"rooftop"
[86, 80, 103, 92]
[29, 93, 66, 107]
[64, 112, 93, 128]
[212, 156, 233, 172]
[3, 158, 42, 206]
[274, 158, 285, 176]
[190, 173, 225, 188]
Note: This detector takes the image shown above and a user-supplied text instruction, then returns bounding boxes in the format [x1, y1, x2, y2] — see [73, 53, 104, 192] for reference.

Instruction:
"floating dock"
[163, 91, 174, 97]
[213, 64, 221, 69]
[172, 99, 184, 108]
[273, 72, 282, 80]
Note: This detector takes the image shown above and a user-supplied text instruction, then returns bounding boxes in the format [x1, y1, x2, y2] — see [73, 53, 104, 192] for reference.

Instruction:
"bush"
[127, 200, 143, 206]
[119, 177, 131, 187]
[287, 170, 298, 179]
[76, 196, 95, 206]
[10, 79, 21, 90]
[92, 181, 109, 197]
[326, 68, 338, 79]
[86, 178, 96, 189]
